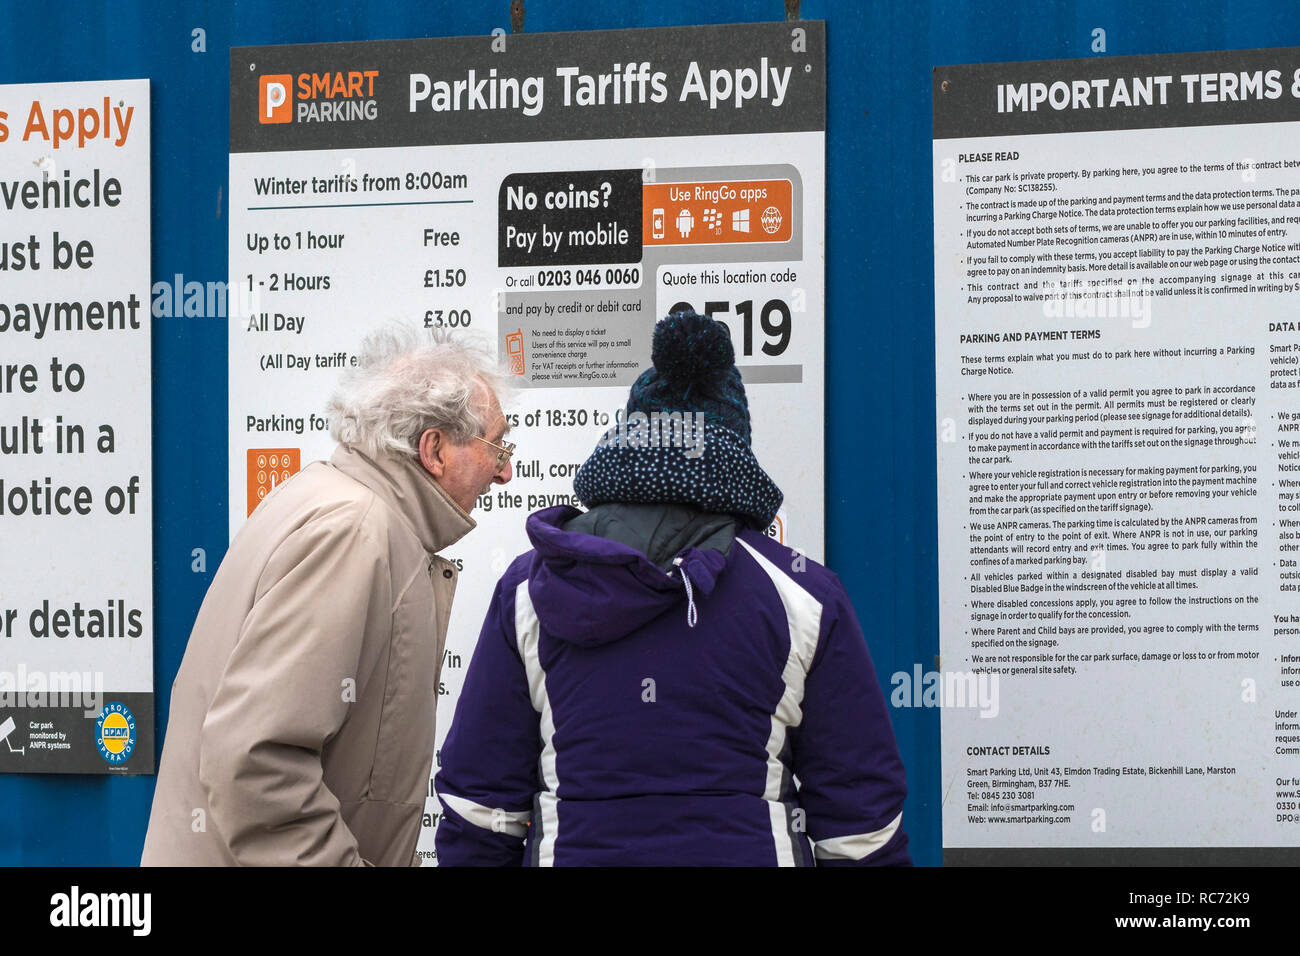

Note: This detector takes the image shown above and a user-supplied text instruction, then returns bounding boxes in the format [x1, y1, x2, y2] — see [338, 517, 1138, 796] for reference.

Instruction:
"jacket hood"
[525, 504, 733, 647]
[329, 444, 476, 554]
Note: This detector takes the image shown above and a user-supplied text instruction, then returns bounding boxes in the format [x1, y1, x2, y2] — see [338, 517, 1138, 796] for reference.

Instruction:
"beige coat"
[141, 444, 474, 866]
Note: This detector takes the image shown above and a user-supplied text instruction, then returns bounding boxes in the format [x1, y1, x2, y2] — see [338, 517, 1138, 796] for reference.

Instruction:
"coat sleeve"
[792, 579, 911, 866]
[435, 571, 540, 866]
[197, 507, 391, 866]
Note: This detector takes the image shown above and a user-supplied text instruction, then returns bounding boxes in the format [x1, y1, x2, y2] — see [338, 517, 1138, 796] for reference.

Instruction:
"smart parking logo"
[259, 71, 381, 124]
[95, 701, 136, 765]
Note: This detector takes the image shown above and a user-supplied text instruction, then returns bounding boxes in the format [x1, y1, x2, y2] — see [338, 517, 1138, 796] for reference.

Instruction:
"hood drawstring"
[672, 556, 698, 628]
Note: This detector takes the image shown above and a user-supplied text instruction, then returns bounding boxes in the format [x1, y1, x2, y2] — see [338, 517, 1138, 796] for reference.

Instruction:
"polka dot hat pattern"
[573, 419, 783, 529]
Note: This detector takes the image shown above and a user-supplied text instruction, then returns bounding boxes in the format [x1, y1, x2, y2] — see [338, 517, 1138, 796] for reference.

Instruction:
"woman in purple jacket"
[435, 311, 910, 866]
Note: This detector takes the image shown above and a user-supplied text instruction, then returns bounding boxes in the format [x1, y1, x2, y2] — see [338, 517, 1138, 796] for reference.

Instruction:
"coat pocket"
[367, 581, 440, 804]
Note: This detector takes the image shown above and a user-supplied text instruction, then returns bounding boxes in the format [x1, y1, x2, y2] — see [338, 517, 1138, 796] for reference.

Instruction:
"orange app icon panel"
[259, 74, 293, 124]
[642, 179, 793, 246]
[248, 448, 301, 515]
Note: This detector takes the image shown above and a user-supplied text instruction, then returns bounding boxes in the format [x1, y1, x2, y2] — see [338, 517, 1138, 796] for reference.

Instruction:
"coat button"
[442, 568, 454, 579]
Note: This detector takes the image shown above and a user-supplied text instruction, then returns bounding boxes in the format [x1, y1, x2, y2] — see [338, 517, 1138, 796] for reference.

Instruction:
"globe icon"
[761, 206, 782, 234]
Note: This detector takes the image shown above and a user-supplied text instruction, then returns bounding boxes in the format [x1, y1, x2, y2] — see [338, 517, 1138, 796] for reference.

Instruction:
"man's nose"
[494, 458, 513, 484]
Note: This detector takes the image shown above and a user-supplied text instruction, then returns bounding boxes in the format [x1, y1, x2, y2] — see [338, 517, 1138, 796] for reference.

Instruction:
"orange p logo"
[259, 75, 293, 124]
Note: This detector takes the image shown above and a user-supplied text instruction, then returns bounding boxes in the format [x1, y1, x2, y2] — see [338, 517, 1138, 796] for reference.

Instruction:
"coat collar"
[329, 444, 475, 554]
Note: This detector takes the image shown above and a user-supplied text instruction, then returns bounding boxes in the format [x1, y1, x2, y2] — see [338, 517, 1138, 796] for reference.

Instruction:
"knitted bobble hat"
[638, 307, 752, 444]
[572, 309, 783, 529]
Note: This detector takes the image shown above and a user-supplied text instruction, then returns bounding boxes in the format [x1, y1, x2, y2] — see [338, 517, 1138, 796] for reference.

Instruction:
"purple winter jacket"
[434, 503, 910, 866]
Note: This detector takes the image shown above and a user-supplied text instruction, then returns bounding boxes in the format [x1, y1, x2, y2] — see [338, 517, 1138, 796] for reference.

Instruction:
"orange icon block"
[506, 328, 525, 375]
[258, 74, 293, 124]
[248, 448, 301, 515]
[642, 179, 793, 246]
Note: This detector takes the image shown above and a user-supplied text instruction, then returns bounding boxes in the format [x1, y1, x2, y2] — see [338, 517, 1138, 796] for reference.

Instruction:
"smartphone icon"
[506, 329, 525, 375]
[652, 207, 665, 240]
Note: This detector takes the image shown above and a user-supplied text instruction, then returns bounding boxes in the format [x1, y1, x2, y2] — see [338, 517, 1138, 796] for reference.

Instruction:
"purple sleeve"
[792, 581, 911, 866]
[434, 573, 540, 866]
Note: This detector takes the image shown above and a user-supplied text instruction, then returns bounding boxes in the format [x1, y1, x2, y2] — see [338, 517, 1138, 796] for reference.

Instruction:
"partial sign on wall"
[0, 79, 153, 773]
[934, 47, 1300, 862]
[228, 22, 825, 863]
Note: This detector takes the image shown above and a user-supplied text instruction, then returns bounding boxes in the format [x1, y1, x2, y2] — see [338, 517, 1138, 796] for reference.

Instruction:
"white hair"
[327, 325, 509, 460]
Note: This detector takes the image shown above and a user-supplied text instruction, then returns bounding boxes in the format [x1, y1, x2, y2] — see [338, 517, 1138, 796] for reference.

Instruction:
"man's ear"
[419, 428, 447, 479]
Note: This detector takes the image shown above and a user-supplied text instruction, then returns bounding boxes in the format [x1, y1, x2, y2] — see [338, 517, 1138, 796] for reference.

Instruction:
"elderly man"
[142, 328, 512, 866]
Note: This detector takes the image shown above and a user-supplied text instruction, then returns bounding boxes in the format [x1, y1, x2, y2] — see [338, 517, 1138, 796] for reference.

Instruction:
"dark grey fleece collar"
[562, 501, 737, 571]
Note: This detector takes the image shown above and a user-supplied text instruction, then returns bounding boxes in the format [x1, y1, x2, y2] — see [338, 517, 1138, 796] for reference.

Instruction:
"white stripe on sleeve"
[515, 580, 560, 866]
[813, 813, 904, 862]
[737, 538, 823, 867]
[438, 791, 530, 839]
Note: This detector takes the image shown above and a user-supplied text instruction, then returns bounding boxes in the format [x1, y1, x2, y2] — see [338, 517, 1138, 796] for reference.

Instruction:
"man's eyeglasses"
[473, 434, 516, 471]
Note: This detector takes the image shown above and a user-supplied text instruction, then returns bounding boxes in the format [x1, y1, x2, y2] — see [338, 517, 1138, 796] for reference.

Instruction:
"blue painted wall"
[2, 0, 1291, 866]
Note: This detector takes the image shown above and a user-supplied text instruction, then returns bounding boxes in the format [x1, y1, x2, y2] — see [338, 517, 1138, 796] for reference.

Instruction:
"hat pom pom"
[651, 309, 735, 388]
